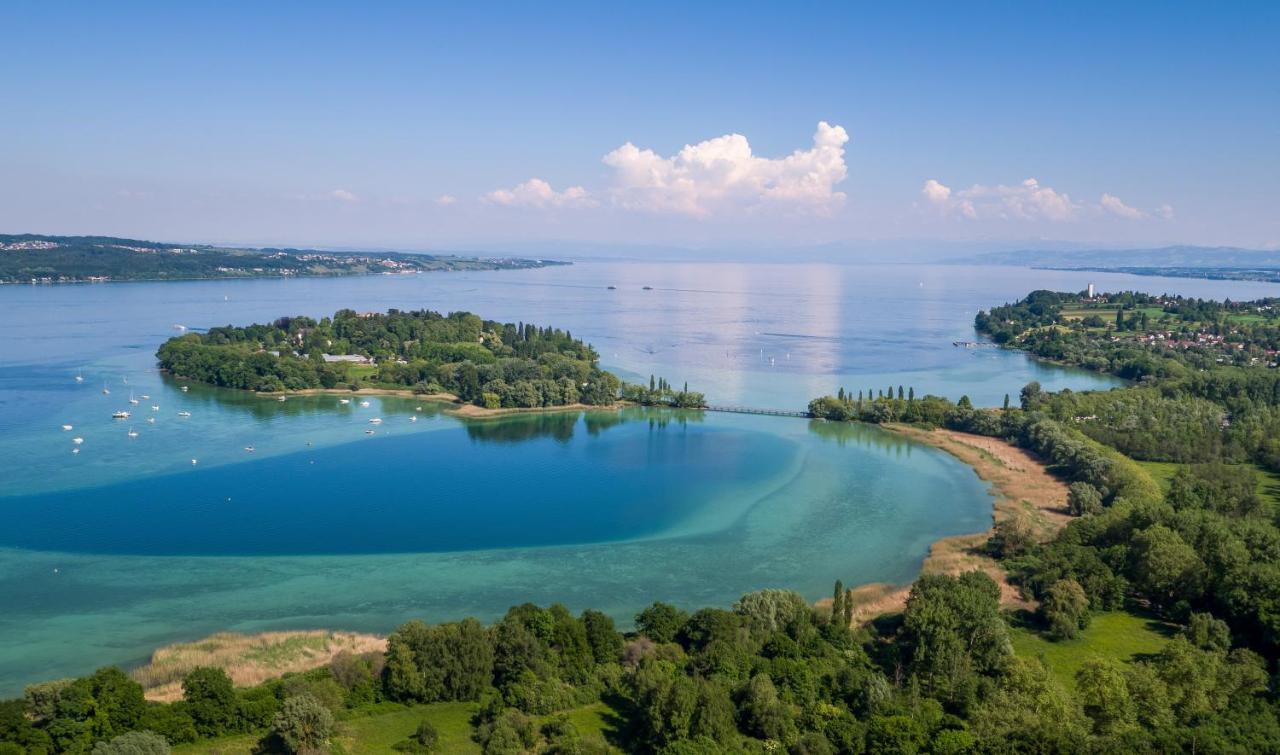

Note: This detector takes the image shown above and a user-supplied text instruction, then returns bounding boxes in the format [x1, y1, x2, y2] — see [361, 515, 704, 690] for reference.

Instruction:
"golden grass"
[132, 630, 386, 702]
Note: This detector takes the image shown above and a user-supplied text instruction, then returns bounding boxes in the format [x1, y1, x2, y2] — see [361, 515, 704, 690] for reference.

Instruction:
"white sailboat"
[127, 428, 138, 438]
[75, 370, 84, 383]
[128, 391, 139, 405]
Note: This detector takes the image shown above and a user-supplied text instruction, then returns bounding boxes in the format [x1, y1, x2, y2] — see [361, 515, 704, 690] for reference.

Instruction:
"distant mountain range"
[0, 234, 564, 284]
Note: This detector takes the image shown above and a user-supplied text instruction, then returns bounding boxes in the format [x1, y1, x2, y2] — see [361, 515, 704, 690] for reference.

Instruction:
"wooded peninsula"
[0, 234, 562, 284]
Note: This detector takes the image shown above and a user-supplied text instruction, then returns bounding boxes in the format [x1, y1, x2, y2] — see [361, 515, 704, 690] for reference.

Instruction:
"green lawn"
[173, 702, 480, 755]
[1134, 459, 1280, 511]
[1010, 610, 1174, 691]
[171, 699, 624, 754]
[1134, 459, 1183, 490]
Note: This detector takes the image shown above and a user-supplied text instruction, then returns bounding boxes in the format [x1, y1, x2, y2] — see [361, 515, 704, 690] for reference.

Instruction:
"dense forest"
[0, 234, 560, 283]
[156, 309, 704, 411]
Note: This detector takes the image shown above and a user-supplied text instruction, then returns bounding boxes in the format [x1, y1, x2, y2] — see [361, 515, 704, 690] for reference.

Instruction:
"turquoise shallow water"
[3, 261, 1277, 693]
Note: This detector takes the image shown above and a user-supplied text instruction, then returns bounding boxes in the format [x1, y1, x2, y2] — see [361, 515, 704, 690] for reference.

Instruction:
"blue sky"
[2, 2, 1277, 253]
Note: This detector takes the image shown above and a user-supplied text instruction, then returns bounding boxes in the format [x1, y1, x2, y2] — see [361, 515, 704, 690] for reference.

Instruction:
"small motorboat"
[415, 406, 422, 411]
[112, 410, 130, 419]
[409, 416, 417, 422]
[191, 458, 198, 465]
[177, 411, 191, 417]
[277, 396, 286, 402]
[607, 285, 617, 290]
[338, 398, 350, 405]
[359, 401, 370, 408]
[244, 446, 255, 453]
[141, 394, 150, 400]
[151, 405, 160, 411]
[72, 448, 80, 455]
[365, 429, 375, 435]
[72, 437, 84, 445]
[127, 428, 138, 438]
[62, 424, 73, 431]
[642, 286, 653, 290]
[369, 417, 383, 424]
[181, 386, 189, 392]
[147, 417, 155, 424]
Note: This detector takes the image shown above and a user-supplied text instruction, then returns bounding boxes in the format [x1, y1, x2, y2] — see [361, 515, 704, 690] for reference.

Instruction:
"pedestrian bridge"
[704, 405, 810, 418]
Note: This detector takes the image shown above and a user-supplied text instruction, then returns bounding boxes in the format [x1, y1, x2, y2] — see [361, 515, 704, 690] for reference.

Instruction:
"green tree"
[1041, 579, 1090, 640]
[581, 609, 623, 664]
[91, 730, 171, 755]
[1076, 658, 1136, 737]
[270, 695, 333, 755]
[636, 602, 688, 644]
[181, 667, 238, 738]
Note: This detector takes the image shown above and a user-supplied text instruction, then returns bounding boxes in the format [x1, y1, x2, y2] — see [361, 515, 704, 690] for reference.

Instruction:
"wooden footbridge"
[704, 405, 810, 418]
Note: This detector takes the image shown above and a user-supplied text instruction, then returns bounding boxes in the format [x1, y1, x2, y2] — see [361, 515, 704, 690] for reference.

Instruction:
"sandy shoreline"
[821, 423, 1071, 624]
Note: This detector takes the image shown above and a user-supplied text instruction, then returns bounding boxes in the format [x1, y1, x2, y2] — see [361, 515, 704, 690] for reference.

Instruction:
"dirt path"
[821, 425, 1072, 625]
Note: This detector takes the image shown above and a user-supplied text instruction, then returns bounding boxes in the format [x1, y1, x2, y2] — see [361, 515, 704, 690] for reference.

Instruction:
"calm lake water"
[2, 261, 1277, 692]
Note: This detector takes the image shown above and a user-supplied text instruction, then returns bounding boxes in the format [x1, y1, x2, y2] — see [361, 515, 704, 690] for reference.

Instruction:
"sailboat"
[127, 428, 138, 438]
[74, 370, 84, 383]
[128, 391, 139, 405]
[102, 383, 110, 395]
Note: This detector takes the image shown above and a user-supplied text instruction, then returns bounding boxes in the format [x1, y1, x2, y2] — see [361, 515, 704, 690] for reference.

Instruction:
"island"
[0, 234, 564, 284]
[156, 308, 706, 410]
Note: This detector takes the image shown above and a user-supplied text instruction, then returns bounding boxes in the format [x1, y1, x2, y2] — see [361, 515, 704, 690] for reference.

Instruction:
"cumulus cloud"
[1100, 193, 1144, 219]
[435, 194, 457, 206]
[601, 121, 850, 217]
[923, 178, 1169, 223]
[329, 189, 359, 202]
[485, 178, 594, 209]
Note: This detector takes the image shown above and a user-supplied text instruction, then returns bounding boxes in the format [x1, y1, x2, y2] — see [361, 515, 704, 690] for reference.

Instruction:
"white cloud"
[601, 121, 850, 217]
[485, 178, 594, 209]
[923, 178, 1168, 223]
[435, 194, 458, 206]
[329, 189, 359, 203]
[1100, 193, 1144, 219]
